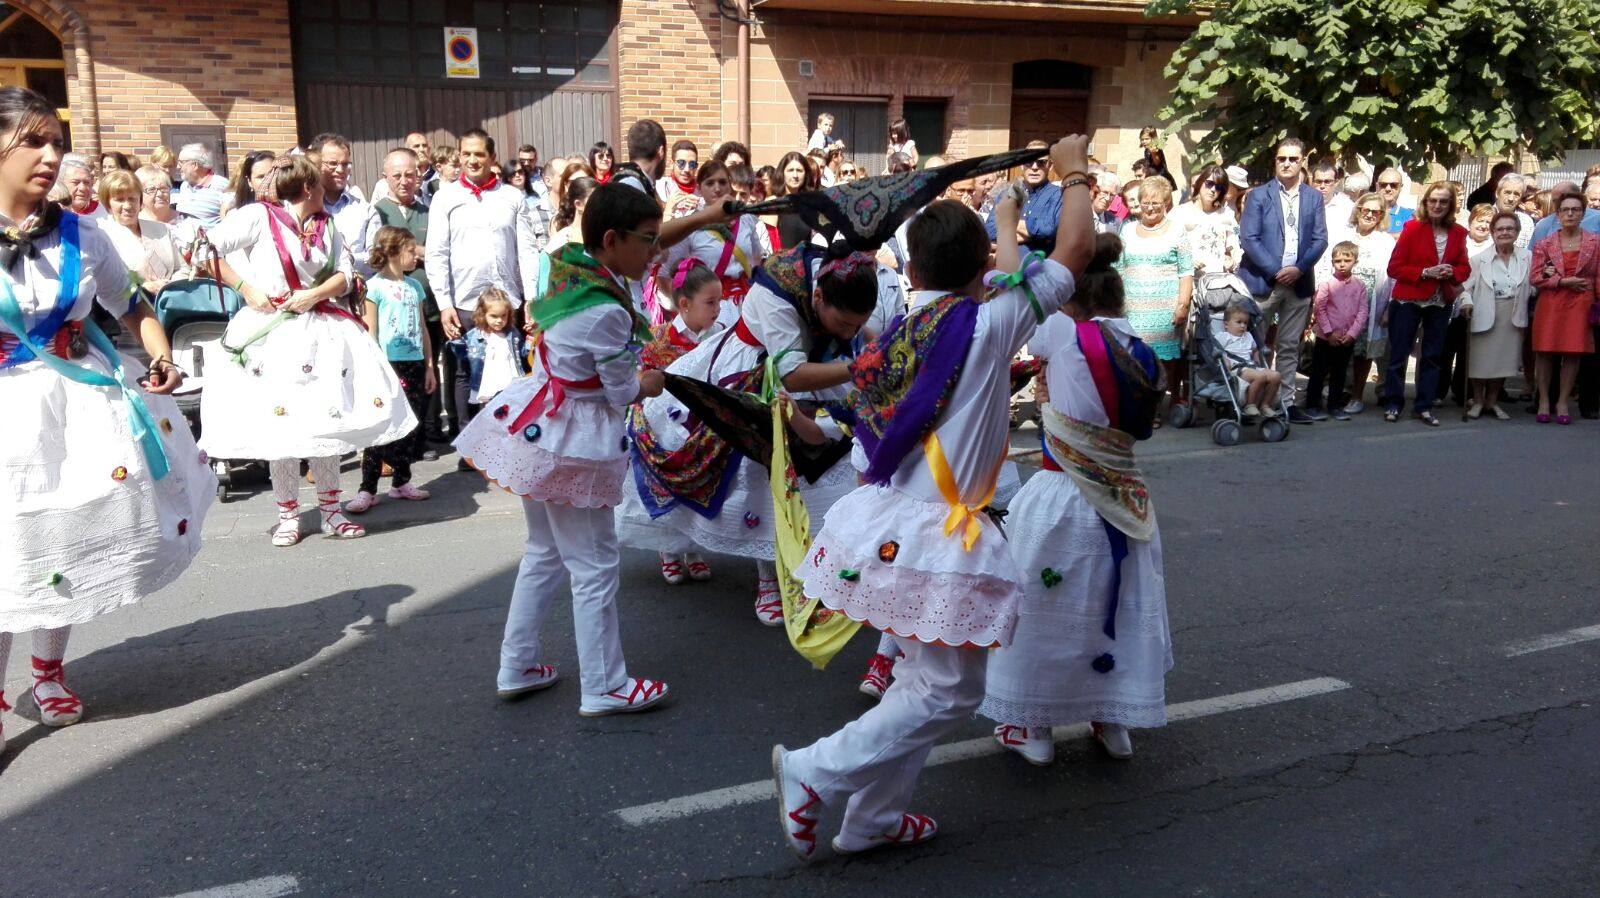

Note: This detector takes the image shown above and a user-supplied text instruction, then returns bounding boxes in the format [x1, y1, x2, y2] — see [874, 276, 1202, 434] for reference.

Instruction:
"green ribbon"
[222, 309, 296, 366]
[0, 289, 171, 481]
[986, 250, 1047, 323]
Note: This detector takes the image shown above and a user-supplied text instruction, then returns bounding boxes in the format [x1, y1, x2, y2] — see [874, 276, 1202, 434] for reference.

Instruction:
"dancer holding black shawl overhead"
[615, 237, 880, 625]
[1, 88, 215, 751]
[771, 135, 1096, 862]
[457, 184, 732, 715]
[981, 233, 1172, 766]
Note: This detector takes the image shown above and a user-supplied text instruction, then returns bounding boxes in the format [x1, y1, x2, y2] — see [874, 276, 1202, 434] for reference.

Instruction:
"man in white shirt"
[1310, 160, 1353, 241]
[425, 127, 543, 440]
[309, 133, 372, 275]
[1493, 172, 1535, 250]
[174, 143, 228, 227]
[58, 154, 108, 221]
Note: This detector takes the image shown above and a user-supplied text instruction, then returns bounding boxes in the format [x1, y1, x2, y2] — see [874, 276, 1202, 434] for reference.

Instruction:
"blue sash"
[0, 212, 171, 480]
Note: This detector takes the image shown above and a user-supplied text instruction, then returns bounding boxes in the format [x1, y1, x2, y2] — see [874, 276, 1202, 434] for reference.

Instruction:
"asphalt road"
[3, 402, 1599, 898]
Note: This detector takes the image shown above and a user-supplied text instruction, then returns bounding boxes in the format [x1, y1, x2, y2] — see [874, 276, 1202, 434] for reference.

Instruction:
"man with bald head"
[372, 131, 438, 206]
[366, 146, 445, 454]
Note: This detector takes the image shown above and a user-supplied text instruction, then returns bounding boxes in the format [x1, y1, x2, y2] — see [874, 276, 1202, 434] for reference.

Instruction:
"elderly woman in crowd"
[97, 169, 187, 295]
[1384, 181, 1470, 426]
[136, 163, 196, 248]
[1115, 176, 1194, 415]
[1344, 192, 1398, 412]
[1460, 211, 1530, 420]
[1529, 191, 1600, 424]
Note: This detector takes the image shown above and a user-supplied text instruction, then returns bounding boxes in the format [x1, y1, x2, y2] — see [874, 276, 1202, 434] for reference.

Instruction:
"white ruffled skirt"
[456, 379, 629, 509]
[2, 349, 215, 632]
[199, 307, 417, 460]
[796, 484, 1024, 648]
[978, 469, 1173, 729]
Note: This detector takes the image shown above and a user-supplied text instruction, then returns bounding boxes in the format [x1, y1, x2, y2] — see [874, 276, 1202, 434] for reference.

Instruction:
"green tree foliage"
[1147, 0, 1600, 176]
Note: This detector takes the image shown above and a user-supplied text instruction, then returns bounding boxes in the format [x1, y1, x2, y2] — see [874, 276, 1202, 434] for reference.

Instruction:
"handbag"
[152, 229, 242, 326]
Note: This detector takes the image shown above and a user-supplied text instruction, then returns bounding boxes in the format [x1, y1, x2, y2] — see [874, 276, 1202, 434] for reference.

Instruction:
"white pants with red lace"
[502, 498, 629, 697]
[785, 636, 987, 840]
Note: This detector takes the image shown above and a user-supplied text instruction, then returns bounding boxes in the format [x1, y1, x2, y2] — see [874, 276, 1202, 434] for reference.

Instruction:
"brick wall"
[67, 2, 298, 171]
[617, 0, 727, 155]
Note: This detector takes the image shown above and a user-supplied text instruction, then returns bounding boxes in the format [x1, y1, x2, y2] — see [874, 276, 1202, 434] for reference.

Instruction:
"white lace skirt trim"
[798, 486, 1023, 648]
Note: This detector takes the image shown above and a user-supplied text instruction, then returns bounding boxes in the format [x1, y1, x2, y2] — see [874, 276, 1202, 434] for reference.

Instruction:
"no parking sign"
[444, 27, 479, 79]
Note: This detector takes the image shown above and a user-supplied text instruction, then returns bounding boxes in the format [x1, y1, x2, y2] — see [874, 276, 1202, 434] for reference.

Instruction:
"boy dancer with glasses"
[456, 183, 732, 715]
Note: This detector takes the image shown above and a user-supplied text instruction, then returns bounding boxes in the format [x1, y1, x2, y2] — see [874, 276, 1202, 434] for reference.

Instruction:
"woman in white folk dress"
[981, 234, 1173, 765]
[1, 87, 214, 750]
[200, 155, 416, 547]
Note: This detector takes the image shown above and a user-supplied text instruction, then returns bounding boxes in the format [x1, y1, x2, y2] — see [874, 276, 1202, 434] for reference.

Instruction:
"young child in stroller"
[1217, 304, 1282, 419]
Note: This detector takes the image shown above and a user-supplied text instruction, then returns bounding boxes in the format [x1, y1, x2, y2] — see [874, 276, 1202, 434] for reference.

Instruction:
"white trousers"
[502, 498, 629, 696]
[788, 636, 987, 839]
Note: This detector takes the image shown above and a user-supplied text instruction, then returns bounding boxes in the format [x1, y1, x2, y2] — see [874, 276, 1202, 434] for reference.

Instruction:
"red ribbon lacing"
[506, 338, 603, 436]
[0, 320, 81, 364]
[30, 657, 82, 717]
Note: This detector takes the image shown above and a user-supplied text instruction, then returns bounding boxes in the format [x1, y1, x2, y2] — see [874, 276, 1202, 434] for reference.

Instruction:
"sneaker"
[496, 664, 559, 699]
[660, 555, 687, 585]
[421, 449, 440, 462]
[1092, 721, 1133, 759]
[344, 490, 379, 514]
[388, 483, 430, 501]
[1303, 406, 1330, 421]
[772, 744, 821, 863]
[754, 579, 784, 627]
[833, 813, 939, 855]
[578, 677, 669, 717]
[1330, 407, 1351, 421]
[686, 554, 712, 582]
[994, 724, 1055, 765]
[1286, 405, 1317, 425]
[859, 652, 896, 699]
[1466, 402, 1482, 420]
[1343, 400, 1365, 415]
[1242, 403, 1260, 418]
[1491, 406, 1511, 421]
[30, 657, 83, 727]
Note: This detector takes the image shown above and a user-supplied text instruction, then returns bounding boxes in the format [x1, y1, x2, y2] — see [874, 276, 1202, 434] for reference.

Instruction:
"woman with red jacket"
[1383, 181, 1471, 425]
[1528, 191, 1600, 424]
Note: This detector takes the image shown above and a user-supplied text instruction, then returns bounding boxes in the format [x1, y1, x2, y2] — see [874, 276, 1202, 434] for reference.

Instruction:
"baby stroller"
[1168, 271, 1290, 446]
[152, 231, 256, 499]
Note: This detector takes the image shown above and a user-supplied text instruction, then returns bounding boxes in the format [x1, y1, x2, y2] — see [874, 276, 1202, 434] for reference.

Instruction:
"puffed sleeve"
[583, 304, 643, 408]
[82, 222, 134, 318]
[205, 202, 262, 258]
[742, 284, 807, 377]
[986, 256, 1076, 358]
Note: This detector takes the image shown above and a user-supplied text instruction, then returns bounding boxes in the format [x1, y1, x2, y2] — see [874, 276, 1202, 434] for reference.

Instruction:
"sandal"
[272, 501, 302, 547]
[1383, 409, 1400, 422]
[686, 555, 712, 582]
[660, 557, 687, 585]
[317, 489, 366, 539]
[1416, 410, 1440, 427]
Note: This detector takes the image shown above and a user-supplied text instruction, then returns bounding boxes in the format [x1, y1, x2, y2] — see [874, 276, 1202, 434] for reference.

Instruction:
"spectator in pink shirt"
[1303, 241, 1370, 420]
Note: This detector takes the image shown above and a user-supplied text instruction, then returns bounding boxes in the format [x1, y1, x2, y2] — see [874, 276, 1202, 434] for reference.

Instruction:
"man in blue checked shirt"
[984, 140, 1062, 254]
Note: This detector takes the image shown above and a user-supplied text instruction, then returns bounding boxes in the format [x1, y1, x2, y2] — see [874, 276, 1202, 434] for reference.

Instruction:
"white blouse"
[206, 204, 355, 297]
[0, 213, 133, 335]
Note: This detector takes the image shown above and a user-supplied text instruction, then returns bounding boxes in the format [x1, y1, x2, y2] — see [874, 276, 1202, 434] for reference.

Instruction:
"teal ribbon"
[985, 250, 1047, 323]
[0, 282, 172, 482]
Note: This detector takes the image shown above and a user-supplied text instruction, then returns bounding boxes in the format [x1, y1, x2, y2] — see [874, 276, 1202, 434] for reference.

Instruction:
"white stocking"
[32, 625, 69, 662]
[875, 631, 901, 658]
[270, 458, 301, 516]
[756, 559, 777, 581]
[308, 455, 343, 521]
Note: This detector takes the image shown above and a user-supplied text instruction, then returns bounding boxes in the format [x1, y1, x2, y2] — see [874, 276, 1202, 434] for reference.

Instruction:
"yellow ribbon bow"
[924, 432, 1000, 552]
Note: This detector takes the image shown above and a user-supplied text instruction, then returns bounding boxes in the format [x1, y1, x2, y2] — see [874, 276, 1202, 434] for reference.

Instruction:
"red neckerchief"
[80, 200, 99, 215]
[667, 323, 699, 351]
[461, 173, 498, 200]
[596, 170, 613, 185]
[672, 171, 697, 192]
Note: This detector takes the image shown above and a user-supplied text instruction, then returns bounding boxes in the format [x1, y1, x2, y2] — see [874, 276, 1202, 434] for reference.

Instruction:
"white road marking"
[162, 874, 301, 898]
[1502, 624, 1600, 657]
[612, 676, 1351, 826]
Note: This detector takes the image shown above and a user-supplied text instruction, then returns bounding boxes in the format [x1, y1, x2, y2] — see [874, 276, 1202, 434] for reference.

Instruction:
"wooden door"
[1009, 91, 1088, 149]
[808, 98, 889, 176]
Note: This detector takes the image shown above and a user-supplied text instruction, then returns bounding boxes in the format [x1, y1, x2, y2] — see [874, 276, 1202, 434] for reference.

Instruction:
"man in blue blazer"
[1239, 138, 1329, 424]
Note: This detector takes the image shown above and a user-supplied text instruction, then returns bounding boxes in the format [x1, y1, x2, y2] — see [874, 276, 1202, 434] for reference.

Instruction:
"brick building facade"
[19, 0, 1197, 187]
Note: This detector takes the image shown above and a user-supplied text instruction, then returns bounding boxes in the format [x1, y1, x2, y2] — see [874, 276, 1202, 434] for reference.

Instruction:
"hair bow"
[671, 257, 706, 292]
[818, 250, 876, 281]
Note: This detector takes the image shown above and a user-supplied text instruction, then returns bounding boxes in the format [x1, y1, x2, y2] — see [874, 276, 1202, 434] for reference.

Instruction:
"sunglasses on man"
[674, 159, 699, 171]
[1023, 160, 1049, 170]
[1275, 155, 1302, 164]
